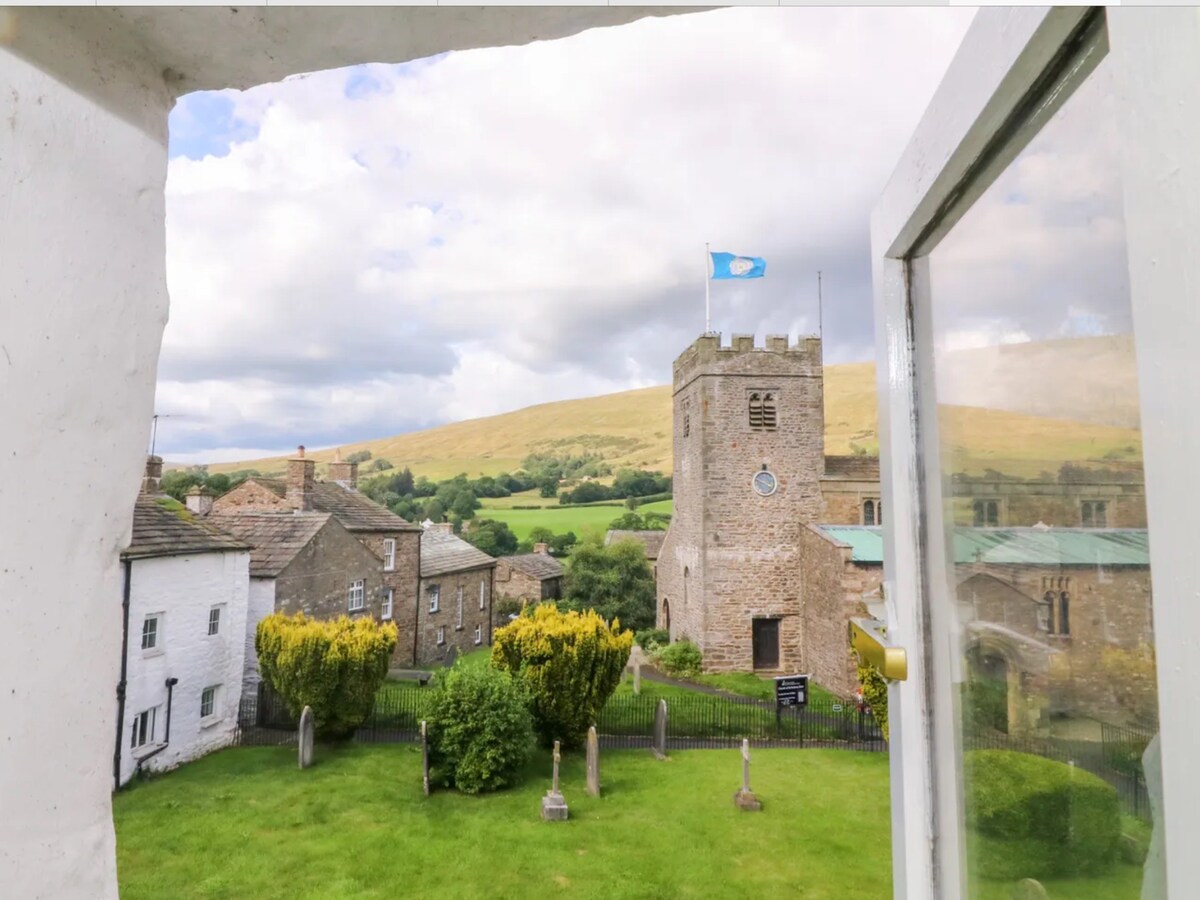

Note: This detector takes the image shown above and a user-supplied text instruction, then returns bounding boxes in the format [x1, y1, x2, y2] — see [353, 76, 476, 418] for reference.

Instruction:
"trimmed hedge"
[426, 666, 534, 794]
[964, 749, 1121, 879]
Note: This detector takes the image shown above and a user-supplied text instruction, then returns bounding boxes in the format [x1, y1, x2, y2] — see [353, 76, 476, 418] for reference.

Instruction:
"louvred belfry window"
[749, 393, 763, 428]
[761, 393, 777, 429]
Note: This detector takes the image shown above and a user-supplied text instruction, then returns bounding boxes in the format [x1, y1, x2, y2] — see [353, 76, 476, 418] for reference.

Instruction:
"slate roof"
[247, 477, 421, 533]
[500, 552, 564, 581]
[605, 530, 667, 560]
[123, 497, 250, 561]
[823, 455, 881, 480]
[817, 525, 1150, 567]
[421, 528, 497, 578]
[208, 511, 332, 577]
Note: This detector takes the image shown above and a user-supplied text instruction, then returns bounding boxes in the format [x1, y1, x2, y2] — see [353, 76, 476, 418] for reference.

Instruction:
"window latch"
[849, 617, 908, 682]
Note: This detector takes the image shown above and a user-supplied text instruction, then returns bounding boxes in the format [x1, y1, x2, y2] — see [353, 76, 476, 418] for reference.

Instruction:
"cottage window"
[348, 579, 365, 612]
[207, 606, 221, 636]
[200, 685, 219, 720]
[383, 538, 396, 571]
[141, 614, 160, 652]
[862, 499, 882, 526]
[1037, 594, 1053, 632]
[474, 623, 483, 646]
[972, 500, 1000, 527]
[130, 707, 157, 750]
[479, 581, 486, 610]
[456, 586, 464, 630]
[382, 588, 394, 621]
[428, 585, 440, 613]
[436, 626, 445, 646]
[1081, 500, 1108, 528]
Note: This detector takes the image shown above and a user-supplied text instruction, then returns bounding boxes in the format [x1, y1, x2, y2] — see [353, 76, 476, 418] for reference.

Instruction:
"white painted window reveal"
[130, 707, 157, 750]
[141, 614, 160, 652]
[479, 581, 486, 610]
[200, 685, 219, 721]
[348, 579, 365, 612]
[456, 586, 464, 630]
[382, 588, 393, 621]
[383, 538, 396, 571]
[474, 624, 482, 646]
[207, 606, 221, 636]
[428, 585, 440, 613]
[436, 626, 445, 646]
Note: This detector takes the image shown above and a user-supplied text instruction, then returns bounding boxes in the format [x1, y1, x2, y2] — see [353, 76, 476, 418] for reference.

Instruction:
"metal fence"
[964, 724, 1153, 822]
[235, 683, 884, 751]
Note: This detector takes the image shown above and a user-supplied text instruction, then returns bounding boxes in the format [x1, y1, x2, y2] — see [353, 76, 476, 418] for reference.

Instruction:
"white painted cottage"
[116, 479, 251, 788]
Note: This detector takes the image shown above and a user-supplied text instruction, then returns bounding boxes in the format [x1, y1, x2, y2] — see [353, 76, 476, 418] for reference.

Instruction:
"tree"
[391, 467, 415, 496]
[371, 458, 393, 471]
[255, 613, 397, 739]
[491, 603, 632, 748]
[345, 450, 372, 464]
[451, 489, 480, 519]
[607, 511, 667, 532]
[527, 526, 555, 546]
[426, 666, 534, 794]
[537, 476, 559, 499]
[562, 537, 657, 632]
[204, 472, 231, 496]
[422, 499, 445, 522]
[463, 519, 518, 556]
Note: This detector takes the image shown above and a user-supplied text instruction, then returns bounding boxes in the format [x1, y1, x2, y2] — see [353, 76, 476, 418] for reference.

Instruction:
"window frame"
[428, 584, 440, 613]
[141, 613, 162, 654]
[207, 605, 222, 637]
[456, 585, 464, 630]
[474, 623, 483, 646]
[130, 706, 157, 751]
[383, 537, 396, 571]
[381, 587, 393, 621]
[347, 578, 365, 612]
[479, 580, 486, 611]
[200, 685, 219, 722]
[436, 625, 445, 646]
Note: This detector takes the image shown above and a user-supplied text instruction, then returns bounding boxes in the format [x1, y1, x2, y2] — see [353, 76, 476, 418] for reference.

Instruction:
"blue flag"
[710, 251, 766, 280]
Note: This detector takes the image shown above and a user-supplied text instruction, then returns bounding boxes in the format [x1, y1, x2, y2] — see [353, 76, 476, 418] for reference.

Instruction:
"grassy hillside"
[478, 498, 674, 541]
[204, 335, 1142, 482]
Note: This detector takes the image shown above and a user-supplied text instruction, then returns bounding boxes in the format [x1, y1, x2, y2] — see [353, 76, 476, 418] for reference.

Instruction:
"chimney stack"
[425, 522, 453, 535]
[141, 456, 163, 496]
[185, 486, 213, 516]
[287, 445, 315, 511]
[533, 542, 550, 555]
[327, 447, 358, 491]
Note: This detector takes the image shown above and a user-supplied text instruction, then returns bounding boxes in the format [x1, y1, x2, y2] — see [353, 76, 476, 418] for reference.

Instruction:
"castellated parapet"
[657, 332, 824, 673]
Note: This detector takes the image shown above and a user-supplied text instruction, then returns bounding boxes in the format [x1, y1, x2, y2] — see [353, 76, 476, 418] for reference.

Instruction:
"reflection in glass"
[927, 54, 1161, 898]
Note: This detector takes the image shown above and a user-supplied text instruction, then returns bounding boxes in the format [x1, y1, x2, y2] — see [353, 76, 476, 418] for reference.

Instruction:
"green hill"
[204, 335, 1143, 482]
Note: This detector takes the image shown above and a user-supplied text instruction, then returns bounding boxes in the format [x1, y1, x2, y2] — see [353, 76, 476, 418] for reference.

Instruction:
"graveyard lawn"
[112, 746, 1149, 900]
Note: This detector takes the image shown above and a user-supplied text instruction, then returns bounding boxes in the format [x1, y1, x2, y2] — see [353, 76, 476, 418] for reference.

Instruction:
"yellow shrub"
[491, 603, 632, 749]
[256, 613, 397, 738]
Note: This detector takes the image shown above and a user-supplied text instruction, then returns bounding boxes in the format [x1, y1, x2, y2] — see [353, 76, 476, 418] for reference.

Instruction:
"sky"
[158, 7, 981, 463]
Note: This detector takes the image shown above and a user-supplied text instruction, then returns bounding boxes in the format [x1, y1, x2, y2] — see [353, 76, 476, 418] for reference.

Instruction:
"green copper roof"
[818, 526, 1150, 567]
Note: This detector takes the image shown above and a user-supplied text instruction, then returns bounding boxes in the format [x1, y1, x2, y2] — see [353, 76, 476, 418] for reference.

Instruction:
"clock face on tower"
[752, 470, 778, 497]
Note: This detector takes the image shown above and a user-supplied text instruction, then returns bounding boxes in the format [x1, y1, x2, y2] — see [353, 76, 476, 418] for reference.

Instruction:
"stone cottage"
[208, 447, 423, 665]
[416, 523, 497, 666]
[117, 463, 251, 787]
[494, 544, 564, 624]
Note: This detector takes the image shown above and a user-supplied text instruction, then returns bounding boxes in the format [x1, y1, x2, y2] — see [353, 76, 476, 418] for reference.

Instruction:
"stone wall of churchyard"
[416, 567, 494, 666]
[357, 531, 421, 666]
[798, 525, 878, 698]
[664, 334, 825, 672]
[274, 522, 388, 624]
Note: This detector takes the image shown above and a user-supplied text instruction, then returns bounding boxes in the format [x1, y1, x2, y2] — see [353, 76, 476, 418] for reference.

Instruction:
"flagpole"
[705, 242, 711, 334]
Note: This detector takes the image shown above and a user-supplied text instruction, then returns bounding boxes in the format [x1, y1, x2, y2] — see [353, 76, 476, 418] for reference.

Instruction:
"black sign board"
[774, 674, 810, 708]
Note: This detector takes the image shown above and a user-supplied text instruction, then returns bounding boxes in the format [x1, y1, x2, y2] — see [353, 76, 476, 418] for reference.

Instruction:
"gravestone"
[298, 705, 314, 769]
[651, 698, 668, 759]
[733, 739, 762, 811]
[1010, 879, 1048, 900]
[420, 720, 430, 796]
[444, 646, 458, 669]
[540, 741, 569, 821]
[586, 726, 600, 797]
[632, 657, 641, 695]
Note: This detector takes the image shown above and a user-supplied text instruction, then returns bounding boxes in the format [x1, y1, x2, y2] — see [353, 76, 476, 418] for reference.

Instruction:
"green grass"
[686, 672, 839, 704]
[113, 745, 1149, 900]
[476, 499, 672, 541]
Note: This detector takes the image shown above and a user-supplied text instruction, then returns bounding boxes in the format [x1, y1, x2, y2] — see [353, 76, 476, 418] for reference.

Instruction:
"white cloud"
[161, 7, 976, 457]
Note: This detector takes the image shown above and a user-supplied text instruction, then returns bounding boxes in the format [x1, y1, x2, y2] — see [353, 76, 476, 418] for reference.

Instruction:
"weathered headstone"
[444, 646, 458, 669]
[651, 698, 668, 759]
[1010, 878, 1048, 900]
[586, 726, 600, 797]
[298, 705, 314, 769]
[733, 739, 762, 811]
[540, 740, 569, 821]
[632, 657, 641, 695]
[420, 719, 430, 796]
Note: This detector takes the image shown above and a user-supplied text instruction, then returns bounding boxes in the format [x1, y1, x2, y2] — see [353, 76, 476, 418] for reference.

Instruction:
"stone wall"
[798, 525, 879, 698]
[820, 479, 881, 525]
[416, 567, 494, 666]
[274, 521, 388, 624]
[357, 531, 421, 666]
[949, 480, 1147, 528]
[493, 561, 561, 626]
[212, 479, 289, 513]
[659, 333, 824, 672]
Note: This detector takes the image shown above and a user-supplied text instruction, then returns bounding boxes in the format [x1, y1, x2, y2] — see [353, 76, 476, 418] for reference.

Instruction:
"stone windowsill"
[130, 741, 165, 760]
[199, 715, 222, 729]
[142, 647, 165, 659]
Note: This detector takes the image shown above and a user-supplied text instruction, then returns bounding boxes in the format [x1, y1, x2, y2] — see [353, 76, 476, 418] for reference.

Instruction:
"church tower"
[656, 333, 824, 672]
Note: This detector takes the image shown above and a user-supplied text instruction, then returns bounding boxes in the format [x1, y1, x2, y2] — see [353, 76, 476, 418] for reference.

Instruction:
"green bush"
[656, 640, 702, 677]
[635, 628, 669, 650]
[256, 613, 397, 739]
[426, 666, 534, 794]
[856, 659, 889, 742]
[962, 676, 1008, 733]
[964, 749, 1121, 879]
[491, 603, 632, 749]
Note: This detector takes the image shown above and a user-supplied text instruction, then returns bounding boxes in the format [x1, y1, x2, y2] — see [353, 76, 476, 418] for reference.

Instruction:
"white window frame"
[141, 613, 162, 654]
[428, 584, 440, 613]
[207, 605, 222, 636]
[383, 538, 396, 571]
[456, 585, 464, 630]
[474, 623, 482, 646]
[382, 588, 393, 621]
[200, 685, 219, 723]
[130, 706, 157, 751]
[872, 8, 1200, 896]
[348, 579, 365, 612]
[479, 580, 486, 611]
[436, 626, 445, 646]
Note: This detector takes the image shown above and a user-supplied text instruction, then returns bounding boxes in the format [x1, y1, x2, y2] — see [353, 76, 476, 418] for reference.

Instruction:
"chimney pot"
[533, 542, 550, 555]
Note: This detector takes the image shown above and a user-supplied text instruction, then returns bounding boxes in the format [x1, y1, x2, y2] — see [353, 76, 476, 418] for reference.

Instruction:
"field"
[198, 335, 1143, 482]
[476, 498, 672, 541]
[113, 743, 1148, 899]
